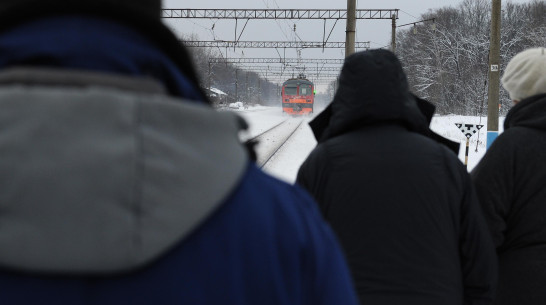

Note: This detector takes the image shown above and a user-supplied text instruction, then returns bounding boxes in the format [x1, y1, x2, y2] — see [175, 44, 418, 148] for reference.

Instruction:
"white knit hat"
[501, 47, 546, 101]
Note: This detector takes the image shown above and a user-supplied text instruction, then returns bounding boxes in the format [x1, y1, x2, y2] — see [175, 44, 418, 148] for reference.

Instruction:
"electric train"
[281, 76, 314, 115]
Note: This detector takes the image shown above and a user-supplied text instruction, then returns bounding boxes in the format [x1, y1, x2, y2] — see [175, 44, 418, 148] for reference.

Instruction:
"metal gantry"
[236, 68, 340, 76]
[209, 57, 345, 64]
[256, 72, 341, 77]
[184, 41, 370, 49]
[169, 8, 396, 97]
[237, 66, 342, 73]
[162, 9, 398, 20]
[206, 58, 342, 92]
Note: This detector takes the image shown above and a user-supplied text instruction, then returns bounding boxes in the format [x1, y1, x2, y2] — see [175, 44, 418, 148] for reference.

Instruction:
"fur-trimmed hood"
[0, 68, 248, 274]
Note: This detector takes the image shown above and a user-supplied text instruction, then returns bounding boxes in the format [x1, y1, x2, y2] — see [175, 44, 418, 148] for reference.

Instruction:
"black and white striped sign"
[455, 123, 483, 139]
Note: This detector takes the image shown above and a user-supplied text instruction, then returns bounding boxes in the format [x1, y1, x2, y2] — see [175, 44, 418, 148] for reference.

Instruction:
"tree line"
[396, 0, 545, 115]
[182, 34, 283, 107]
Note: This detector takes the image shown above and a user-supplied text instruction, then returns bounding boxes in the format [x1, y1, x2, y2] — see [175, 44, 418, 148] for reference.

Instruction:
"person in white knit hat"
[501, 47, 546, 103]
[471, 46, 546, 305]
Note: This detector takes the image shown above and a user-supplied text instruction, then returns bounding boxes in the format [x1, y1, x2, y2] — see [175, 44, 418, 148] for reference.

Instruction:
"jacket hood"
[313, 49, 428, 142]
[0, 68, 248, 275]
[0, 1, 206, 102]
[0, 16, 204, 102]
[504, 93, 546, 131]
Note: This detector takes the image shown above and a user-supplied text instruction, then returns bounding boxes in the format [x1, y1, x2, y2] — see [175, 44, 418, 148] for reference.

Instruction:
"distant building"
[206, 87, 229, 107]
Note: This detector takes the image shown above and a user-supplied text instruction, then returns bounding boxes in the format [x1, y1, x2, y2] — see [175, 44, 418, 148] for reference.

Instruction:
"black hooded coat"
[296, 50, 497, 305]
[471, 93, 546, 305]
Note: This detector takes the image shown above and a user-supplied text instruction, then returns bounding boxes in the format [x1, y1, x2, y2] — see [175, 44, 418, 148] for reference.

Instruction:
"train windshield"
[300, 84, 313, 96]
[285, 86, 298, 95]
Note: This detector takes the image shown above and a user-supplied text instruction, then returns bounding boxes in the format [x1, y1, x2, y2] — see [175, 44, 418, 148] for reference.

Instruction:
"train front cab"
[282, 81, 314, 115]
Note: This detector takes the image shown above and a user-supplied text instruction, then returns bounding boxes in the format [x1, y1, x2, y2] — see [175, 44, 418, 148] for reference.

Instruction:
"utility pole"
[208, 62, 212, 94]
[391, 14, 396, 53]
[345, 0, 356, 58]
[258, 78, 261, 105]
[235, 69, 239, 103]
[245, 71, 249, 105]
[486, 0, 501, 149]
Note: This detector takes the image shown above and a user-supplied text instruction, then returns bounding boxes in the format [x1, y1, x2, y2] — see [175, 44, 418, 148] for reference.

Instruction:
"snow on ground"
[252, 118, 306, 167]
[234, 105, 505, 184]
[232, 106, 287, 140]
[261, 118, 317, 183]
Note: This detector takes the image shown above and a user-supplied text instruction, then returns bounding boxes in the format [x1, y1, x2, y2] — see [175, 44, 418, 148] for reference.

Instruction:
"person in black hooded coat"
[296, 49, 497, 305]
[471, 47, 546, 305]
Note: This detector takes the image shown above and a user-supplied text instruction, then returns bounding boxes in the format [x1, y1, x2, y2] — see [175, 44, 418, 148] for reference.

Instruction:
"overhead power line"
[397, 18, 436, 28]
[236, 66, 342, 72]
[209, 57, 344, 64]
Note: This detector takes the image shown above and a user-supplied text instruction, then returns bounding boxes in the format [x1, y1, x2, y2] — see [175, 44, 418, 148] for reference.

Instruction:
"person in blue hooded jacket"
[0, 1, 359, 305]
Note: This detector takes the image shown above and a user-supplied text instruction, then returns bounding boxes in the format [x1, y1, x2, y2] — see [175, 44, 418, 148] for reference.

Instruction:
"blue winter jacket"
[0, 17, 358, 305]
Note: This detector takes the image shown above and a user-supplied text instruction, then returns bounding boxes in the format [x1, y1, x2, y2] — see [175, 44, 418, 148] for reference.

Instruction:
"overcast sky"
[162, 0, 534, 88]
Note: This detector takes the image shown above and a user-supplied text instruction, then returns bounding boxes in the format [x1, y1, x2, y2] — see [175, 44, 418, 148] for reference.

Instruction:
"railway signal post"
[455, 123, 484, 169]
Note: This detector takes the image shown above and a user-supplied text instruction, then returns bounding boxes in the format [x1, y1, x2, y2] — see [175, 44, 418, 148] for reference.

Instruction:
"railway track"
[250, 118, 304, 168]
[247, 119, 288, 141]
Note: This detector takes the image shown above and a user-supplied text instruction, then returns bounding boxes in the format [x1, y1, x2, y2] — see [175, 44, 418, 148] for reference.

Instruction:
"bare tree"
[397, 0, 545, 115]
